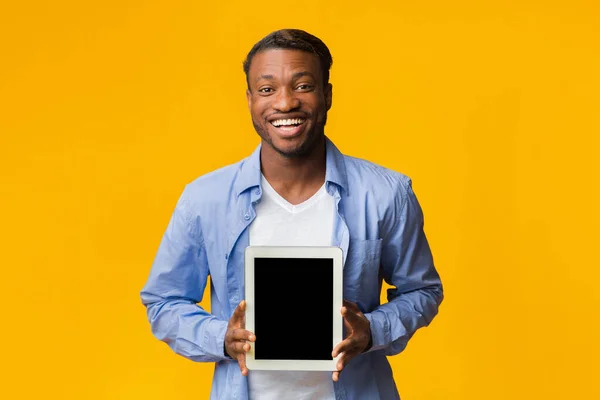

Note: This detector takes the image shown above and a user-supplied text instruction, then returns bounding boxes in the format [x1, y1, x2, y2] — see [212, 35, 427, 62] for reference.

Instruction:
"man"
[141, 29, 443, 399]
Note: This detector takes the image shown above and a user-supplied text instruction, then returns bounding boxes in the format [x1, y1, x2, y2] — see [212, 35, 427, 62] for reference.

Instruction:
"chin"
[272, 143, 308, 158]
[274, 136, 323, 158]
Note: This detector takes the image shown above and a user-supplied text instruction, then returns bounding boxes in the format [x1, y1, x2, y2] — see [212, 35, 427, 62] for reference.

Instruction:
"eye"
[296, 84, 314, 91]
[258, 87, 274, 93]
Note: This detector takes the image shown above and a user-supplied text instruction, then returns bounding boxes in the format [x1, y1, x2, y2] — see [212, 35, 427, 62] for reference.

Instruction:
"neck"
[260, 137, 326, 205]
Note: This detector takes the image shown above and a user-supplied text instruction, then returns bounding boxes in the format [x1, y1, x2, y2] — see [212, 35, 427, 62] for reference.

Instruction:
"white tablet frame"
[244, 246, 343, 371]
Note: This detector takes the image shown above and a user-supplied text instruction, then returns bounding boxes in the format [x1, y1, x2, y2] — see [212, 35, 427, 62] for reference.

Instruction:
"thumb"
[231, 300, 246, 325]
[343, 316, 353, 335]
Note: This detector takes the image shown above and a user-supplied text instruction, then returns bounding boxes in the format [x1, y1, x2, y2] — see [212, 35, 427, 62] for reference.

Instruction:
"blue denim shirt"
[141, 138, 443, 400]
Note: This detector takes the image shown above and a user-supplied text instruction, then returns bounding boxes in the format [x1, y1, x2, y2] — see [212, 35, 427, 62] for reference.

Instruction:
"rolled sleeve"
[141, 187, 230, 363]
[363, 178, 443, 355]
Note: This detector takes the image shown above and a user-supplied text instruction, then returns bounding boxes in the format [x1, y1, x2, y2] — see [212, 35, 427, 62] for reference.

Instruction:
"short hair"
[243, 29, 333, 89]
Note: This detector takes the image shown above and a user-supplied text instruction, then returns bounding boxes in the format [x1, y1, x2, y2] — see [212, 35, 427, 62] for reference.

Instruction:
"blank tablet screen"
[254, 257, 333, 360]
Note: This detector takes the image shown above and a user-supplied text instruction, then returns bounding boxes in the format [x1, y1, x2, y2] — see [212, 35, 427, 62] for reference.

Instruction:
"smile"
[270, 118, 306, 127]
[269, 117, 306, 136]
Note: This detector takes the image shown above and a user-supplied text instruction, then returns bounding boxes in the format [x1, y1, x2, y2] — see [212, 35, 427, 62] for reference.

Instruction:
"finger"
[228, 340, 252, 355]
[332, 339, 344, 358]
[336, 348, 360, 372]
[238, 351, 249, 376]
[342, 306, 366, 328]
[342, 300, 364, 318]
[332, 370, 340, 382]
[240, 300, 246, 326]
[341, 306, 357, 318]
[341, 302, 363, 319]
[343, 315, 353, 333]
[333, 333, 367, 358]
[332, 337, 355, 358]
[230, 328, 256, 342]
[342, 299, 359, 310]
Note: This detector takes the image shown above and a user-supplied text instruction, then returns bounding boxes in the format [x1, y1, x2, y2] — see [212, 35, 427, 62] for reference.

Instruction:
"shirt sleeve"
[140, 187, 229, 362]
[363, 178, 444, 356]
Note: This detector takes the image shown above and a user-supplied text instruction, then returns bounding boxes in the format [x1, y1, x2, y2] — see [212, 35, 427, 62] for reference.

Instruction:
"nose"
[272, 88, 300, 112]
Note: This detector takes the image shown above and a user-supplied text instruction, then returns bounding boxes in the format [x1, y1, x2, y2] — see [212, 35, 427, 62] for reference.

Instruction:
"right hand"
[224, 300, 255, 376]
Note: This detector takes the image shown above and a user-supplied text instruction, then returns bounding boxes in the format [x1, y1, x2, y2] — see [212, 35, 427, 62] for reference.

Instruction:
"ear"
[325, 83, 333, 111]
[246, 89, 252, 110]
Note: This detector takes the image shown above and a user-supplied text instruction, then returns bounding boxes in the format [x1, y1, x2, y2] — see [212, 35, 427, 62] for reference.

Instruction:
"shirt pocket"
[344, 238, 383, 311]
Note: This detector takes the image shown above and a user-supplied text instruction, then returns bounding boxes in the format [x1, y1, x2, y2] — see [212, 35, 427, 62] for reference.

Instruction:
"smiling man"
[141, 29, 443, 400]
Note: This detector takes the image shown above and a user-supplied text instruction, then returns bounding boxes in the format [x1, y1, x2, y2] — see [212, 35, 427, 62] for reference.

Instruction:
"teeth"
[271, 118, 305, 127]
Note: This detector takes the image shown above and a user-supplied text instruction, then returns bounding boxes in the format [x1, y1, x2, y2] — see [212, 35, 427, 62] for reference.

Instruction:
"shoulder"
[179, 157, 249, 207]
[343, 154, 412, 201]
[340, 153, 425, 236]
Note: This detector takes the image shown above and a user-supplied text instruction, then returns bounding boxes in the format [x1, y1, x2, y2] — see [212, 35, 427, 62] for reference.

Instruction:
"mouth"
[269, 117, 307, 137]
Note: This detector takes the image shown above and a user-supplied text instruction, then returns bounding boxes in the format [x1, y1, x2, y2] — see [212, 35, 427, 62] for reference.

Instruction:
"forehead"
[248, 49, 322, 80]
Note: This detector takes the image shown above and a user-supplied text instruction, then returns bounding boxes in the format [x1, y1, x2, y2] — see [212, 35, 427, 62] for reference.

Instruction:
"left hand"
[331, 300, 372, 382]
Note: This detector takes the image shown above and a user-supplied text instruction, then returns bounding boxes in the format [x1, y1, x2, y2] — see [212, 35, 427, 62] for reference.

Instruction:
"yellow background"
[1, 0, 598, 399]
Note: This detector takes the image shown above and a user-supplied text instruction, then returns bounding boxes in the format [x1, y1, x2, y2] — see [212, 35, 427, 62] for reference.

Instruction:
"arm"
[331, 178, 443, 379]
[140, 187, 229, 363]
[364, 178, 444, 356]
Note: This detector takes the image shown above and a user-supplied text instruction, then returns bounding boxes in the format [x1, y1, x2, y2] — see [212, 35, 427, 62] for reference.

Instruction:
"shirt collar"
[324, 136, 349, 195]
[234, 136, 349, 196]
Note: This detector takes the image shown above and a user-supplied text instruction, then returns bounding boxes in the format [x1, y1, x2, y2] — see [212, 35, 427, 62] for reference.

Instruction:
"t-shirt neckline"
[260, 175, 327, 214]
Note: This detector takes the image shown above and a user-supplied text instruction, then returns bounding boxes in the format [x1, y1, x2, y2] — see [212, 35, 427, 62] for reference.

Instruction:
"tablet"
[244, 246, 343, 371]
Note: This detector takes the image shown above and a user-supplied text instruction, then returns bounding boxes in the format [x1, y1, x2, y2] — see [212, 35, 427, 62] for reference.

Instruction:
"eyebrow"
[257, 74, 274, 81]
[255, 71, 316, 82]
[292, 71, 315, 80]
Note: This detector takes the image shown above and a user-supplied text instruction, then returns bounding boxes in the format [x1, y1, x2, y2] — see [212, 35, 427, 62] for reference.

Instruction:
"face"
[246, 49, 332, 159]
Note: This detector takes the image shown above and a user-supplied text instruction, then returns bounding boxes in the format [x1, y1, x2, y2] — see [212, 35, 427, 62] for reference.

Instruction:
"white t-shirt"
[247, 175, 336, 400]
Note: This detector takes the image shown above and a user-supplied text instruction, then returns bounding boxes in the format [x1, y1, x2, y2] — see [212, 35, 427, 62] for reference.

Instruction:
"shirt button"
[244, 213, 250, 220]
[255, 189, 260, 195]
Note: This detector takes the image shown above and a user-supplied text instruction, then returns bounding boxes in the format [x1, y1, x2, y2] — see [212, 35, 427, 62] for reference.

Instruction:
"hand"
[331, 300, 372, 382]
[224, 300, 255, 376]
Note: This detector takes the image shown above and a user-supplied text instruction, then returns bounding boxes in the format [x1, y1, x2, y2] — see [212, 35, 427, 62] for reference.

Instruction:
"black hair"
[243, 29, 333, 89]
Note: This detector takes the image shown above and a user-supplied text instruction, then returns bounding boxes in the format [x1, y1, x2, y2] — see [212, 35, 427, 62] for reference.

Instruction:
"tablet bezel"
[244, 246, 343, 371]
